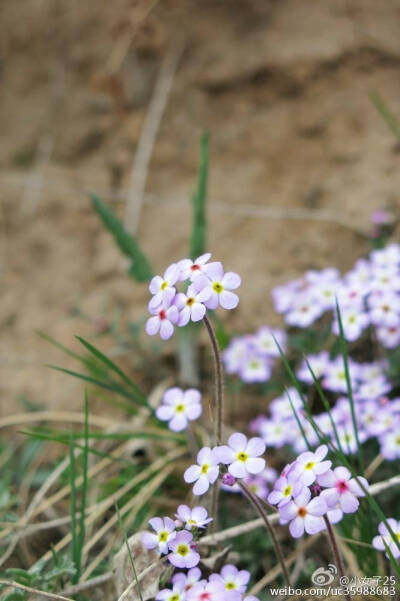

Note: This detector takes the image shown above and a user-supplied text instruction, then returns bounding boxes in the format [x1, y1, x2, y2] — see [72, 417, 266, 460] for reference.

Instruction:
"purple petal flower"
[215, 433, 266, 479]
[175, 504, 212, 530]
[168, 530, 200, 568]
[184, 447, 220, 496]
[156, 387, 202, 432]
[141, 516, 176, 554]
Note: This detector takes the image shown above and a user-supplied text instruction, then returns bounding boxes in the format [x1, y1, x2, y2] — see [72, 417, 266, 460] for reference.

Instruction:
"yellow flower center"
[176, 404, 185, 412]
[226, 583, 236, 590]
[177, 544, 189, 556]
[201, 464, 209, 474]
[161, 281, 168, 291]
[237, 451, 248, 462]
[186, 297, 195, 306]
[170, 596, 180, 601]
[212, 282, 223, 293]
[283, 485, 292, 497]
[305, 461, 315, 470]
[158, 531, 168, 542]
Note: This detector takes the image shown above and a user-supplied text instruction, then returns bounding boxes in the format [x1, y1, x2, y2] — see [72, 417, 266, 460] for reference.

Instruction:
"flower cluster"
[141, 505, 212, 568]
[156, 387, 203, 432]
[222, 327, 286, 383]
[272, 243, 400, 347]
[268, 445, 368, 538]
[250, 356, 400, 459]
[146, 254, 241, 340]
[156, 565, 258, 601]
[183, 433, 266, 496]
[142, 507, 259, 601]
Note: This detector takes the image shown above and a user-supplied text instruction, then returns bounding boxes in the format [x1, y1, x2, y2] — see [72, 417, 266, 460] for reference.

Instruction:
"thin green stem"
[238, 480, 290, 587]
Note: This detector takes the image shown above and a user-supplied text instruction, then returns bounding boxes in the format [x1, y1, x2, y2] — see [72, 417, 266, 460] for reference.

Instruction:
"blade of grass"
[335, 299, 364, 475]
[76, 393, 89, 581]
[189, 131, 209, 260]
[75, 336, 148, 408]
[69, 434, 78, 582]
[370, 91, 400, 141]
[91, 194, 153, 282]
[116, 505, 144, 601]
[47, 365, 141, 407]
[285, 387, 311, 451]
[304, 356, 345, 455]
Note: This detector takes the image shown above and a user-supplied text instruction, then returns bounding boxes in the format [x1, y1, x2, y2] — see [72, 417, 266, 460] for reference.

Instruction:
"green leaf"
[189, 132, 209, 260]
[370, 91, 400, 141]
[75, 336, 148, 408]
[91, 194, 153, 282]
[335, 299, 364, 475]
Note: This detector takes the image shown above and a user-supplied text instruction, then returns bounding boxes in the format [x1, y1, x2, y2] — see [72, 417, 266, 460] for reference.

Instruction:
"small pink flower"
[175, 505, 213, 530]
[168, 530, 200, 568]
[177, 253, 213, 281]
[209, 564, 250, 594]
[146, 296, 179, 340]
[290, 445, 332, 487]
[268, 473, 304, 507]
[149, 264, 180, 310]
[318, 466, 368, 514]
[193, 262, 241, 310]
[156, 387, 202, 432]
[175, 285, 212, 326]
[215, 433, 266, 479]
[279, 487, 327, 538]
[156, 580, 186, 601]
[172, 567, 204, 591]
[141, 516, 176, 554]
[184, 447, 220, 496]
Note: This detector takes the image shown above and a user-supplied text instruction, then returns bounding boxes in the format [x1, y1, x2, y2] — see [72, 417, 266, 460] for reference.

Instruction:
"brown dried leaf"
[113, 532, 165, 601]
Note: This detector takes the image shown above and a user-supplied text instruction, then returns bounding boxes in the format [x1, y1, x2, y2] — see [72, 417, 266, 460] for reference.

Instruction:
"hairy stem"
[202, 314, 224, 444]
[238, 480, 291, 587]
[323, 516, 351, 601]
[203, 314, 224, 533]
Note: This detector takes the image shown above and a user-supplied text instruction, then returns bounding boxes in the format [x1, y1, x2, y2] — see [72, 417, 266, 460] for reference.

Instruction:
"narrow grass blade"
[116, 504, 144, 601]
[76, 393, 89, 580]
[91, 194, 153, 282]
[335, 299, 364, 475]
[189, 131, 209, 259]
[370, 91, 400, 141]
[69, 433, 78, 582]
[304, 356, 345, 455]
[285, 387, 311, 452]
[76, 336, 148, 407]
[47, 365, 142, 407]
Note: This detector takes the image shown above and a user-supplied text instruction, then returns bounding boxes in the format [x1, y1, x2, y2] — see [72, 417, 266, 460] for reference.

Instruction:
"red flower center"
[298, 506, 307, 517]
[191, 264, 200, 271]
[158, 309, 166, 320]
[336, 480, 349, 493]
[200, 594, 211, 601]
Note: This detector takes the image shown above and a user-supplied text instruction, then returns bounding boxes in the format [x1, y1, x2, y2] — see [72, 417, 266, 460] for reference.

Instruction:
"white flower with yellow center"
[192, 262, 241, 310]
[141, 516, 176, 554]
[216, 432, 266, 479]
[184, 447, 219, 496]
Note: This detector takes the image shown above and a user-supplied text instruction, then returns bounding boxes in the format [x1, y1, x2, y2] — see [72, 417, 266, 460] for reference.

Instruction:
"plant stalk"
[202, 314, 224, 445]
[323, 515, 351, 601]
[238, 480, 291, 587]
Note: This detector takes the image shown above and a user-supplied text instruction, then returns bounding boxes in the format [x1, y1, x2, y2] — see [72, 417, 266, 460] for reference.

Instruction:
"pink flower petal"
[222, 272, 241, 290]
[146, 316, 160, 336]
[220, 290, 239, 310]
[228, 432, 247, 452]
[245, 457, 266, 474]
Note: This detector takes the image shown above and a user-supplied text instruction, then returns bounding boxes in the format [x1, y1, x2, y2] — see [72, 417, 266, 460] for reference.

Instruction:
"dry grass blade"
[0, 579, 74, 601]
[0, 411, 111, 430]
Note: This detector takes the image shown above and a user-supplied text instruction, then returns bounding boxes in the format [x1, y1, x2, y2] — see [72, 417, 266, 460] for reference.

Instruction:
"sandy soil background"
[1, 0, 400, 415]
